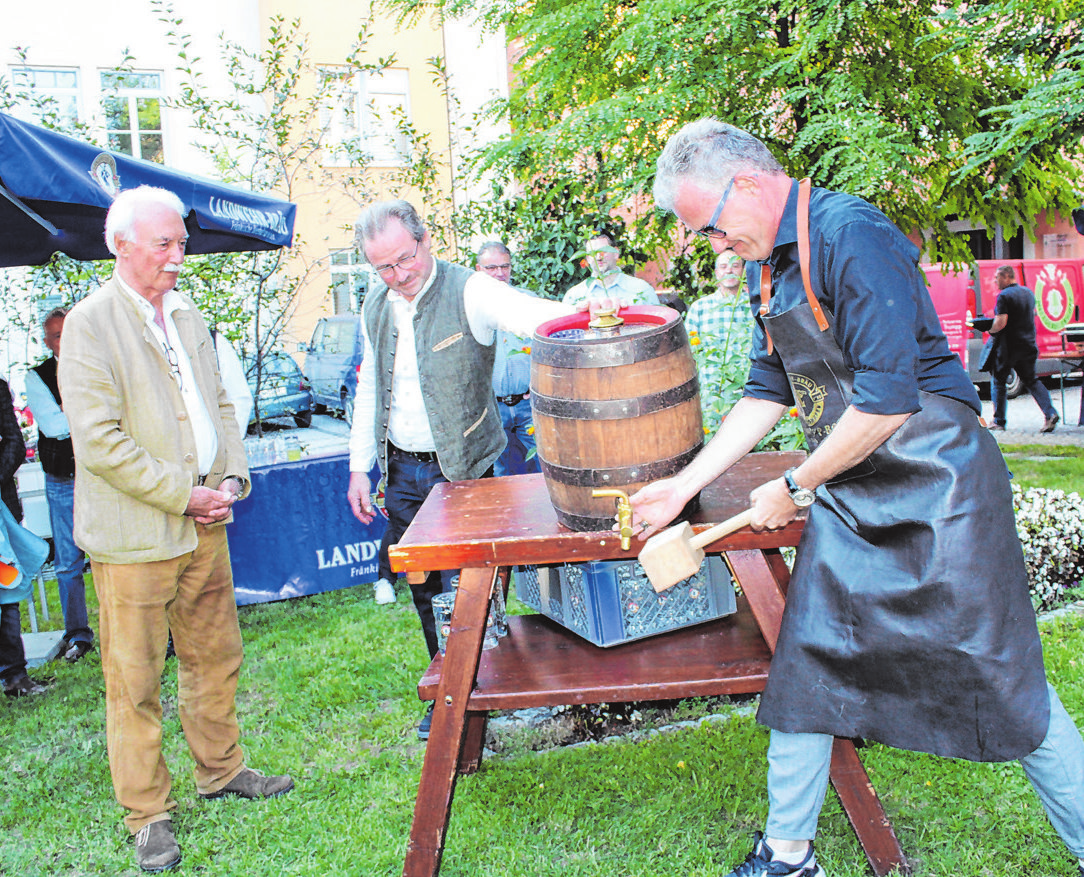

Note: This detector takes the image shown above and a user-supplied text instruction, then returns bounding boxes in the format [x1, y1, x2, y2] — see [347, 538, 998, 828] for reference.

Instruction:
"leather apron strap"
[759, 178, 830, 354]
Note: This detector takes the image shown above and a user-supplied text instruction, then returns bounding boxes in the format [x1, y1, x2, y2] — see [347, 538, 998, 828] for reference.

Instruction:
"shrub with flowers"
[1013, 483, 1084, 610]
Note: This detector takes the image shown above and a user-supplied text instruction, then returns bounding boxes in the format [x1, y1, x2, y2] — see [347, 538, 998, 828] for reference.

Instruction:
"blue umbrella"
[0, 112, 296, 267]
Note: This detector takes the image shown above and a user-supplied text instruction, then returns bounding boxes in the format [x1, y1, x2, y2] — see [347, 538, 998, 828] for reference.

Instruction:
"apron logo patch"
[789, 373, 828, 426]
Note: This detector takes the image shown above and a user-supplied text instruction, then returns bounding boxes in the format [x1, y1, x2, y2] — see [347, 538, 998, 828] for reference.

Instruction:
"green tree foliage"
[395, 0, 1082, 290]
[937, 0, 1084, 192]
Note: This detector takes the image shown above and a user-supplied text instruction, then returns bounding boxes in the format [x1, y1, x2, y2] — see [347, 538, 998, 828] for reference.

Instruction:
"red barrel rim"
[536, 305, 677, 339]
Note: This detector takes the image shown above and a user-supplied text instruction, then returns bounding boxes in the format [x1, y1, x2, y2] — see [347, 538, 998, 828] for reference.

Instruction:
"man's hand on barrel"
[577, 296, 632, 315]
[628, 478, 687, 541]
[348, 470, 376, 524]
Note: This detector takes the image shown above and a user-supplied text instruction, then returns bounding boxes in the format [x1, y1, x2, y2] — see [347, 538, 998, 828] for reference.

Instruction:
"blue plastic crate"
[514, 556, 736, 648]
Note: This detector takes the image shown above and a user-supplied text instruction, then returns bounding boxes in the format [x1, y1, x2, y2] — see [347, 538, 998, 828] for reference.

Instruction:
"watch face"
[783, 469, 814, 507]
[791, 489, 815, 508]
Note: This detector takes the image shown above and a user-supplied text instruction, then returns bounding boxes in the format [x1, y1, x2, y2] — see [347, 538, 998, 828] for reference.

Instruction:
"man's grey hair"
[42, 306, 69, 327]
[353, 200, 427, 255]
[104, 185, 186, 256]
[653, 118, 784, 213]
[996, 264, 1016, 282]
[476, 240, 511, 263]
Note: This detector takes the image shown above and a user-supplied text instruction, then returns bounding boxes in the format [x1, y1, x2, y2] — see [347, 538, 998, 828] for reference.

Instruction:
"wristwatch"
[783, 468, 816, 508]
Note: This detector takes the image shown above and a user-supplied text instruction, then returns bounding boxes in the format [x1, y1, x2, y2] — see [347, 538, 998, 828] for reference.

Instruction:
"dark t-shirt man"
[988, 268, 1057, 431]
[995, 282, 1039, 362]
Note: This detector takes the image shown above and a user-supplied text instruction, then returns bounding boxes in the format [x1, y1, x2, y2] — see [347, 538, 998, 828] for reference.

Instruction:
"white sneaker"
[373, 578, 396, 605]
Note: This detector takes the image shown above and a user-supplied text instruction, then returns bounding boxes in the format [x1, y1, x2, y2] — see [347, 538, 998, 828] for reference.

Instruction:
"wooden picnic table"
[389, 451, 910, 877]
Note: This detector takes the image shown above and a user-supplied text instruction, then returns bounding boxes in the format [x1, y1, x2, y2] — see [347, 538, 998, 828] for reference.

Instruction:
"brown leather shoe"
[134, 820, 181, 873]
[200, 767, 294, 800]
[3, 674, 47, 698]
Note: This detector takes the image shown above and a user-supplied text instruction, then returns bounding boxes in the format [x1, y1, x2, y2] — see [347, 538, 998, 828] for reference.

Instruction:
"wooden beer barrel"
[530, 306, 703, 531]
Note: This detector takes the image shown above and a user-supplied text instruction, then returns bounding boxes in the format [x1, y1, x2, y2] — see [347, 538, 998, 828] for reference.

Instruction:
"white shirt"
[24, 364, 69, 439]
[214, 333, 254, 438]
[117, 277, 218, 476]
[349, 263, 571, 473]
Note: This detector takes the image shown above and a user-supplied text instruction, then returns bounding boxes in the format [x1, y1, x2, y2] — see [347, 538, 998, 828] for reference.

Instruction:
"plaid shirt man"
[686, 287, 753, 414]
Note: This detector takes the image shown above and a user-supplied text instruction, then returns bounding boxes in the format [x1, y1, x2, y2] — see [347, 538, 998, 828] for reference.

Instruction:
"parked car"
[246, 350, 313, 429]
[299, 314, 364, 422]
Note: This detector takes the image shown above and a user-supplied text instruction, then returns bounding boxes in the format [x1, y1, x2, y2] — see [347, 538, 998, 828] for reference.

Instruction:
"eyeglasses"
[372, 240, 421, 277]
[163, 341, 184, 391]
[693, 177, 736, 240]
[480, 262, 511, 273]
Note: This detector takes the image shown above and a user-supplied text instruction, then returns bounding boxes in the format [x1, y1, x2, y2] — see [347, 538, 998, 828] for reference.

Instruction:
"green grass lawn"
[3, 443, 1083, 875]
[1000, 444, 1084, 491]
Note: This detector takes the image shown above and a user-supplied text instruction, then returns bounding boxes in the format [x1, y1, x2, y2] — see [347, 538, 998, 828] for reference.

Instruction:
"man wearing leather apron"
[632, 118, 1084, 877]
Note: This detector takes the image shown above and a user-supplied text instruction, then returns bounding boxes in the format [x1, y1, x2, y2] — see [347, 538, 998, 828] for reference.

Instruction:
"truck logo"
[788, 374, 827, 426]
[1035, 263, 1075, 332]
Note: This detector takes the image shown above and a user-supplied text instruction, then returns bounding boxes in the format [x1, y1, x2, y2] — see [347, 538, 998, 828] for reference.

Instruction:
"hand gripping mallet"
[638, 509, 754, 593]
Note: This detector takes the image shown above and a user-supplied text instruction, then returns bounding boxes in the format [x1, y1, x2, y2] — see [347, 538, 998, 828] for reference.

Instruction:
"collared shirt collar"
[114, 273, 190, 323]
[768, 178, 801, 259]
[585, 270, 629, 294]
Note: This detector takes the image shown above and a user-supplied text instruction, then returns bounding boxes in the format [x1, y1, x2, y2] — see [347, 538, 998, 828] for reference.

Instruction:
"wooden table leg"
[725, 550, 910, 876]
[457, 712, 489, 775]
[832, 739, 911, 876]
[403, 567, 496, 877]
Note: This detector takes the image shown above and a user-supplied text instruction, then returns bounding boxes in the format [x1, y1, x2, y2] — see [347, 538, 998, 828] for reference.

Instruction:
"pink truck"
[923, 259, 1084, 396]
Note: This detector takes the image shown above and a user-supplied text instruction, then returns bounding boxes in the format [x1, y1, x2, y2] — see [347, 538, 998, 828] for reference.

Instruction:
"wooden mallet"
[638, 509, 753, 593]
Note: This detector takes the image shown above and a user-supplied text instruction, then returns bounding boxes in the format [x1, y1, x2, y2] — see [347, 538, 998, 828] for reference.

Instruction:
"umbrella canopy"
[0, 112, 296, 268]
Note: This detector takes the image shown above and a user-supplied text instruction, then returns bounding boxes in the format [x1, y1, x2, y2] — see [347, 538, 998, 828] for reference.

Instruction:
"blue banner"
[226, 453, 387, 606]
[0, 111, 296, 266]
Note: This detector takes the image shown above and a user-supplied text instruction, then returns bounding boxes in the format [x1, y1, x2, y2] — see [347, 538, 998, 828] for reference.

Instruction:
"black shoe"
[724, 832, 822, 877]
[134, 820, 181, 873]
[3, 673, 47, 698]
[64, 640, 94, 663]
[987, 422, 1006, 431]
[1041, 413, 1059, 433]
[418, 703, 435, 740]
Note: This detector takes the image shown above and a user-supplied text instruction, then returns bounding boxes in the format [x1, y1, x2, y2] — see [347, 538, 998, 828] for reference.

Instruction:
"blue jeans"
[382, 451, 458, 659]
[992, 357, 1057, 426]
[44, 473, 92, 645]
[764, 684, 1084, 856]
[495, 398, 541, 478]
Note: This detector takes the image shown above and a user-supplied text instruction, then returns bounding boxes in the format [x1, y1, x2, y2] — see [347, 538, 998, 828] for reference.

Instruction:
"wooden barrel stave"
[531, 307, 703, 530]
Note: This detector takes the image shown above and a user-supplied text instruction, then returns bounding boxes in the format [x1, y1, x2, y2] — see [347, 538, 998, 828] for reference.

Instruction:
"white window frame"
[99, 69, 165, 163]
[9, 67, 82, 128]
[329, 248, 378, 313]
[319, 67, 412, 168]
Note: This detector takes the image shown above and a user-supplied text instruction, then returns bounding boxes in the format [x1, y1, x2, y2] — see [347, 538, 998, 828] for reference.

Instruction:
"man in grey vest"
[346, 200, 572, 739]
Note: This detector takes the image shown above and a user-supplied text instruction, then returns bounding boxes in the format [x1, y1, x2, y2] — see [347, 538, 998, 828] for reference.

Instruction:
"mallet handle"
[687, 509, 754, 551]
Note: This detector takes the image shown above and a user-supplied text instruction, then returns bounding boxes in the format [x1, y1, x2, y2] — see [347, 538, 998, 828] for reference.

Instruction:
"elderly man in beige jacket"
[60, 186, 293, 873]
